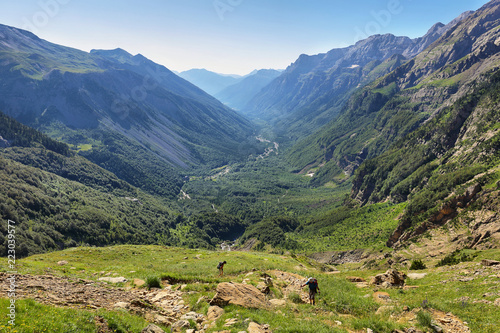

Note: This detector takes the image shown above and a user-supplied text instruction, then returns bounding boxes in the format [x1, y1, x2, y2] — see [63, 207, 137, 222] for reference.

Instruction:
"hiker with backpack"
[217, 260, 227, 277]
[301, 277, 320, 305]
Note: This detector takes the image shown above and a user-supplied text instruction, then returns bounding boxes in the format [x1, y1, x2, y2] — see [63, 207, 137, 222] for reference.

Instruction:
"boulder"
[141, 324, 165, 333]
[269, 299, 286, 307]
[370, 269, 406, 287]
[57, 260, 68, 266]
[210, 282, 269, 309]
[248, 322, 271, 333]
[481, 259, 500, 266]
[207, 305, 224, 321]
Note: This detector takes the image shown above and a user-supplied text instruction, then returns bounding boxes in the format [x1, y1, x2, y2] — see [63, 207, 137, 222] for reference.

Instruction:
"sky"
[0, 0, 488, 75]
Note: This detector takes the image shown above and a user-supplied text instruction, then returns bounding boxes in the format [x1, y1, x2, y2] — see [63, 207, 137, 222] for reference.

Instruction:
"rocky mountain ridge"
[242, 12, 473, 139]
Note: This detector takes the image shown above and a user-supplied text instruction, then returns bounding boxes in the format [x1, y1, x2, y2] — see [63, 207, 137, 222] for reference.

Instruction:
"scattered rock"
[481, 259, 500, 266]
[171, 320, 190, 331]
[134, 279, 146, 287]
[207, 305, 225, 321]
[403, 285, 420, 290]
[113, 301, 129, 309]
[494, 298, 500, 306]
[210, 282, 269, 309]
[373, 291, 391, 304]
[57, 260, 68, 266]
[256, 282, 270, 294]
[346, 276, 366, 283]
[459, 277, 474, 282]
[248, 322, 271, 333]
[370, 269, 406, 288]
[407, 273, 427, 280]
[430, 324, 443, 332]
[141, 324, 165, 333]
[224, 317, 239, 327]
[98, 277, 127, 283]
[180, 311, 204, 323]
[269, 299, 286, 307]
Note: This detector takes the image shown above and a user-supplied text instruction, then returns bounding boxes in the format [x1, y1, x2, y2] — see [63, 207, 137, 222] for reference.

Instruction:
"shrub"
[410, 259, 427, 270]
[416, 310, 433, 329]
[145, 276, 161, 290]
[435, 250, 477, 267]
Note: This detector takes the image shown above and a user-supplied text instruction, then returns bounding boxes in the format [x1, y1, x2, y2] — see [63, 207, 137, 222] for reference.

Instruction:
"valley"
[1, 0, 500, 332]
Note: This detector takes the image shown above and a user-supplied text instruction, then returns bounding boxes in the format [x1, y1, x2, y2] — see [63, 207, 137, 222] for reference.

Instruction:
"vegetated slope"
[177, 68, 242, 96]
[0, 111, 181, 257]
[243, 12, 471, 139]
[287, 0, 500, 185]
[214, 69, 282, 110]
[288, 0, 500, 248]
[353, 68, 500, 249]
[0, 24, 256, 196]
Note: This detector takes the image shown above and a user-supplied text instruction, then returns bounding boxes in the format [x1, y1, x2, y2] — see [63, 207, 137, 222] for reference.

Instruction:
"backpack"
[308, 278, 318, 290]
[217, 262, 223, 269]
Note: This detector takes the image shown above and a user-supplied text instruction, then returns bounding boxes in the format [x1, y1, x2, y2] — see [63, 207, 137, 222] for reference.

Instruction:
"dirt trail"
[0, 273, 189, 327]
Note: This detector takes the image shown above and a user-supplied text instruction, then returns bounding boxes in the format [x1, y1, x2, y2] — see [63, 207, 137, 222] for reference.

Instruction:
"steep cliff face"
[288, 1, 500, 186]
[243, 14, 470, 139]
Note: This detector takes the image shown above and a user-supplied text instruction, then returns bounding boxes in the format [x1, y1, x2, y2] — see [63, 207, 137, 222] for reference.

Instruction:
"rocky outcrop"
[0, 135, 9, 148]
[370, 269, 406, 288]
[209, 282, 269, 309]
[141, 324, 165, 333]
[481, 259, 500, 266]
[388, 184, 482, 248]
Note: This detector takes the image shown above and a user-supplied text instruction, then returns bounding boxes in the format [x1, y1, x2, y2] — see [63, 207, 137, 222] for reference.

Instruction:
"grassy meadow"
[0, 245, 499, 332]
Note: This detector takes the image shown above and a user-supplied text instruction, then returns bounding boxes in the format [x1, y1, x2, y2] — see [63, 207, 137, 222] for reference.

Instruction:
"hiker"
[301, 277, 320, 305]
[217, 260, 227, 276]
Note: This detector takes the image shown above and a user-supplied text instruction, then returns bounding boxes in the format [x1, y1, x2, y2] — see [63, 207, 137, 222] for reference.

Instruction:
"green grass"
[2, 246, 500, 332]
[0, 298, 151, 333]
[76, 144, 93, 152]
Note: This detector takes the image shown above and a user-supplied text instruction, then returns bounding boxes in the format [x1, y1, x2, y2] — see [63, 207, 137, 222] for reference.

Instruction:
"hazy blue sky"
[0, 0, 488, 75]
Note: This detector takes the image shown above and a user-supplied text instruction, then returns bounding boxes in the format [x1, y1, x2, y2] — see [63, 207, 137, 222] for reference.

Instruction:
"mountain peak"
[90, 48, 134, 60]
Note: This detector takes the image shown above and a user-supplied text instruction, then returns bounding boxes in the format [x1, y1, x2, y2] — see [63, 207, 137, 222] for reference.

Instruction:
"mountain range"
[1, 0, 500, 260]
[178, 68, 282, 111]
[243, 11, 474, 139]
[0, 25, 257, 195]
